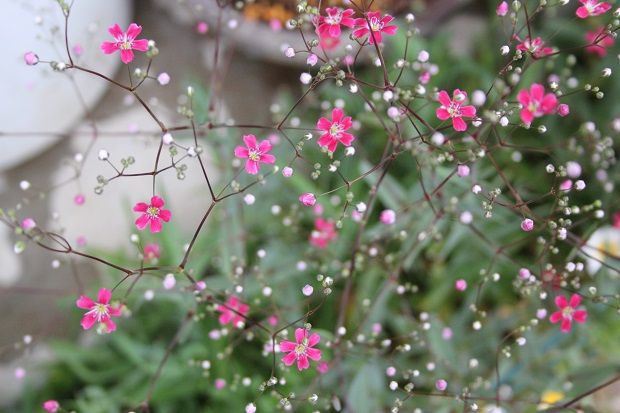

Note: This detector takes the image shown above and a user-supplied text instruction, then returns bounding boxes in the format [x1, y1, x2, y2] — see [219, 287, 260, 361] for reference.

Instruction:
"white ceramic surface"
[0, 0, 131, 171]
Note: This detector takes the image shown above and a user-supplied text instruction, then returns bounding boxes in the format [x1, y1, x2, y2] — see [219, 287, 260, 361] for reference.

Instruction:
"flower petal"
[108, 24, 124, 41]
[297, 354, 310, 370]
[569, 294, 582, 308]
[282, 351, 297, 366]
[120, 48, 134, 64]
[243, 134, 257, 150]
[159, 209, 172, 222]
[295, 328, 306, 344]
[135, 214, 149, 230]
[100, 41, 119, 54]
[245, 160, 259, 175]
[76, 295, 95, 309]
[149, 218, 163, 233]
[555, 295, 568, 309]
[81, 313, 97, 330]
[98, 288, 112, 304]
[279, 340, 296, 352]
[151, 196, 165, 208]
[308, 333, 321, 347]
[132, 39, 149, 52]
[125, 23, 142, 41]
[133, 202, 148, 212]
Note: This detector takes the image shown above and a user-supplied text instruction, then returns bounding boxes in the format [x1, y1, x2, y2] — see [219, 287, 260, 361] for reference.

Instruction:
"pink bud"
[521, 218, 534, 232]
[380, 209, 396, 225]
[214, 378, 226, 389]
[518, 268, 531, 280]
[163, 274, 176, 290]
[195, 280, 206, 291]
[317, 361, 330, 374]
[386, 366, 396, 376]
[269, 18, 282, 31]
[24, 52, 39, 65]
[307, 54, 318, 66]
[157, 72, 170, 86]
[435, 379, 448, 391]
[566, 161, 582, 178]
[496, 1, 509, 16]
[455, 279, 467, 291]
[21, 218, 36, 231]
[537, 308, 547, 319]
[372, 322, 382, 334]
[268, 315, 279, 326]
[282, 167, 293, 177]
[344, 55, 354, 66]
[302, 284, 314, 296]
[72, 44, 84, 56]
[559, 179, 572, 191]
[196, 21, 209, 34]
[457, 164, 470, 177]
[299, 192, 317, 207]
[557, 103, 570, 117]
[442, 327, 453, 340]
[42, 400, 60, 413]
[74, 194, 85, 205]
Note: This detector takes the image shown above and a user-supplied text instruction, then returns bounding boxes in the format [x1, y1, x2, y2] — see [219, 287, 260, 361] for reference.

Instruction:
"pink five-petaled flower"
[549, 294, 588, 333]
[133, 196, 171, 233]
[517, 83, 558, 126]
[280, 328, 322, 371]
[576, 0, 611, 18]
[353, 12, 398, 45]
[515, 36, 554, 59]
[217, 296, 249, 328]
[100, 23, 149, 64]
[317, 7, 355, 39]
[234, 134, 276, 175]
[310, 218, 337, 248]
[76, 288, 122, 333]
[42, 400, 60, 413]
[436, 89, 477, 132]
[316, 108, 356, 152]
[585, 28, 615, 57]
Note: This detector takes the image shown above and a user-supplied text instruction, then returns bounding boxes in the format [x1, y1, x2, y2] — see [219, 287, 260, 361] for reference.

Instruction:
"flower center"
[248, 150, 261, 161]
[448, 102, 461, 118]
[369, 17, 384, 32]
[329, 123, 343, 136]
[88, 303, 110, 322]
[295, 344, 307, 355]
[147, 206, 160, 217]
[562, 306, 574, 319]
[120, 40, 132, 50]
[325, 13, 342, 25]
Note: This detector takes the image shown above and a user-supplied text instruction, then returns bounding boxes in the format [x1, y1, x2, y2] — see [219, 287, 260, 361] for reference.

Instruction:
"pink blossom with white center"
[549, 294, 588, 333]
[380, 209, 396, 225]
[585, 28, 615, 57]
[100, 23, 149, 64]
[353, 11, 398, 45]
[521, 218, 534, 232]
[133, 196, 172, 233]
[316, 108, 356, 152]
[234, 134, 276, 175]
[299, 192, 317, 207]
[316, 7, 355, 39]
[216, 295, 249, 328]
[144, 243, 161, 261]
[517, 83, 558, 126]
[76, 288, 123, 333]
[310, 218, 337, 248]
[280, 328, 322, 371]
[496, 1, 509, 16]
[24, 51, 38, 65]
[515, 36, 554, 58]
[42, 400, 60, 413]
[576, 0, 611, 18]
[455, 279, 467, 291]
[435, 89, 477, 132]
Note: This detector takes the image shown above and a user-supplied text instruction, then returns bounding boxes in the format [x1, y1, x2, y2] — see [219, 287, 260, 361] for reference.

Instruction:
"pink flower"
[435, 379, 448, 391]
[549, 294, 588, 333]
[21, 218, 36, 231]
[455, 279, 467, 291]
[234, 134, 276, 175]
[24, 51, 38, 65]
[317, 7, 355, 39]
[196, 21, 209, 34]
[353, 12, 398, 45]
[576, 0, 611, 18]
[496, 1, 509, 16]
[217, 296, 249, 328]
[585, 28, 615, 57]
[517, 83, 558, 126]
[74, 194, 85, 205]
[557, 103, 570, 117]
[76, 288, 123, 333]
[521, 218, 534, 232]
[310, 218, 337, 248]
[436, 89, 477, 132]
[380, 209, 396, 225]
[299, 192, 317, 207]
[133, 196, 171, 233]
[100, 23, 149, 64]
[42, 400, 60, 413]
[144, 243, 161, 260]
[613, 212, 620, 229]
[316, 108, 356, 152]
[515, 36, 554, 58]
[317, 361, 330, 374]
[280, 328, 322, 371]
